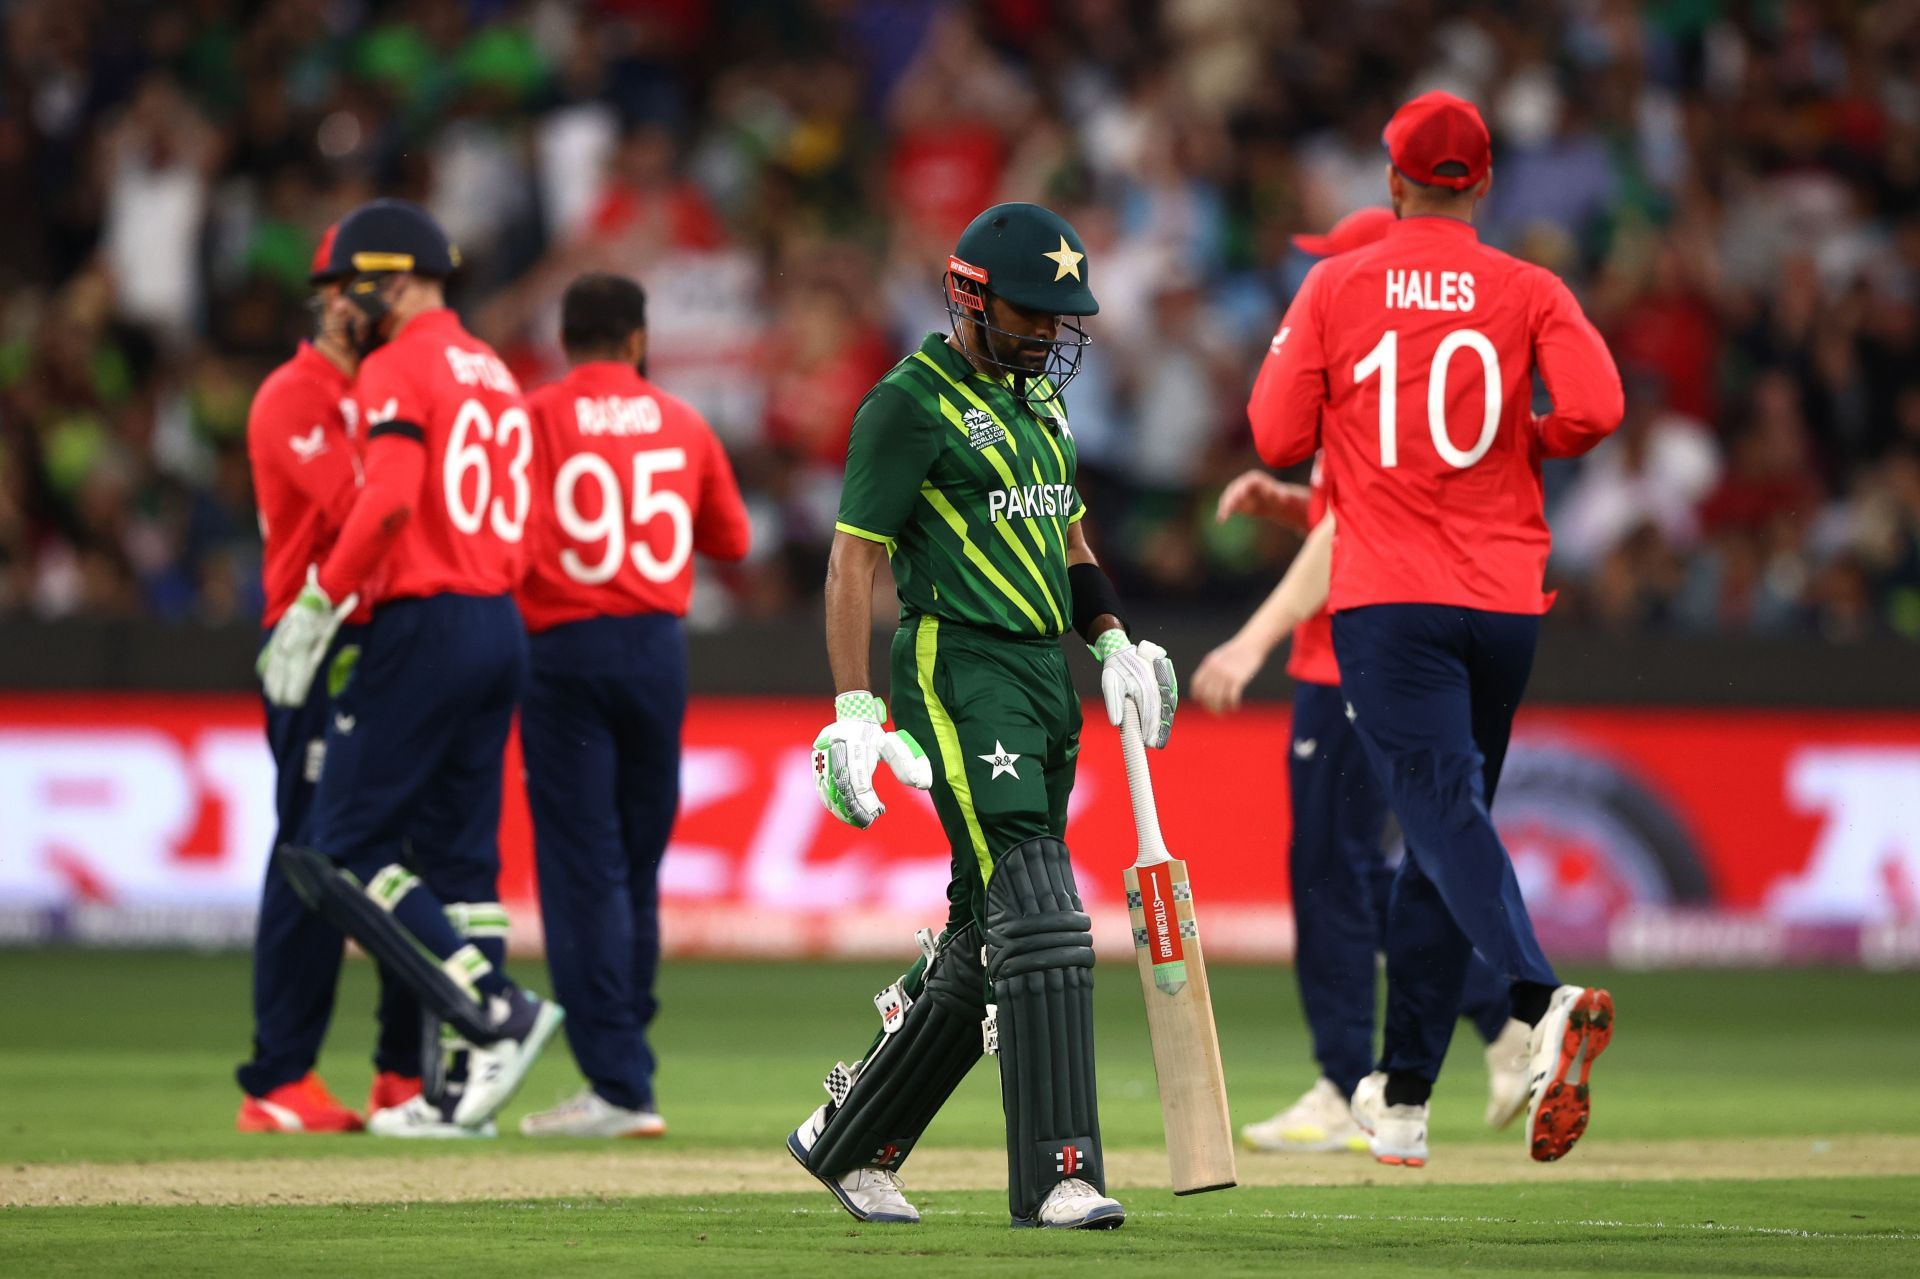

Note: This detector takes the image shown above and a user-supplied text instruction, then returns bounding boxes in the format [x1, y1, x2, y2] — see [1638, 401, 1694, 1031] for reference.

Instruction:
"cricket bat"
[1117, 702, 1237, 1195]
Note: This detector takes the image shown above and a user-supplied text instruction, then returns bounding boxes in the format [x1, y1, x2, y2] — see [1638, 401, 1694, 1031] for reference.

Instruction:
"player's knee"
[984, 836, 1094, 982]
[922, 922, 988, 1015]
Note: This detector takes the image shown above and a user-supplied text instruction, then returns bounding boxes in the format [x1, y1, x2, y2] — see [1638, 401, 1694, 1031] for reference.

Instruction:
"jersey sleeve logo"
[366, 398, 398, 426]
[963, 408, 1007, 451]
[1269, 326, 1291, 354]
[288, 426, 329, 462]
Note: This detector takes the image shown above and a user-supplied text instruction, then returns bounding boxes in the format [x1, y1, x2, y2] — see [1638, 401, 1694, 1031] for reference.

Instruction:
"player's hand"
[1217, 471, 1312, 530]
[1095, 632, 1177, 748]
[1192, 636, 1265, 715]
[811, 692, 933, 829]
[257, 566, 357, 708]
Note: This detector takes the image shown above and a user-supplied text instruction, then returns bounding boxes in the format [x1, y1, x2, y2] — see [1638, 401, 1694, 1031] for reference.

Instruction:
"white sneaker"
[786, 1103, 920, 1223]
[1524, 984, 1615, 1162]
[1240, 1077, 1370, 1153]
[1349, 1071, 1387, 1135]
[1350, 1070, 1427, 1166]
[1484, 1017, 1532, 1129]
[366, 1094, 496, 1139]
[1027, 1177, 1125, 1230]
[519, 1089, 667, 1138]
[454, 990, 565, 1128]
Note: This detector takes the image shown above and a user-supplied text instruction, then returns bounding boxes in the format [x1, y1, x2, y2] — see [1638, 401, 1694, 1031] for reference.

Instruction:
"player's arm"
[1193, 515, 1333, 714]
[313, 417, 425, 602]
[250, 378, 361, 524]
[1249, 263, 1332, 469]
[693, 431, 751, 563]
[1067, 519, 1178, 750]
[1531, 273, 1626, 459]
[813, 384, 936, 829]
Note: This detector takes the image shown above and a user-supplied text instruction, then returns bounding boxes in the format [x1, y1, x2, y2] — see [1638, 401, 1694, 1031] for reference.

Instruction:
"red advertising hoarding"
[3, 694, 1917, 965]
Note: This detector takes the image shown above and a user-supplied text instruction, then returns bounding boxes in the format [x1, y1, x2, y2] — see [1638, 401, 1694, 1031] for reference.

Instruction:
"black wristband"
[1068, 561, 1127, 643]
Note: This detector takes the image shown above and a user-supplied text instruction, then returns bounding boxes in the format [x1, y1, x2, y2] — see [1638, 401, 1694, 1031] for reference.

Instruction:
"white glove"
[257, 566, 357, 708]
[1094, 631, 1177, 748]
[811, 691, 934, 828]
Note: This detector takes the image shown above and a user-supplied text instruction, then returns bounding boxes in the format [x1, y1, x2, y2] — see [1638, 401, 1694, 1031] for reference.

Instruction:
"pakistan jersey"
[835, 334, 1083, 637]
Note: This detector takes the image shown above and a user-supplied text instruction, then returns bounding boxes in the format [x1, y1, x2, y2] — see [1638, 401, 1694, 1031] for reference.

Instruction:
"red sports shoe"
[237, 1073, 364, 1133]
[368, 1071, 423, 1115]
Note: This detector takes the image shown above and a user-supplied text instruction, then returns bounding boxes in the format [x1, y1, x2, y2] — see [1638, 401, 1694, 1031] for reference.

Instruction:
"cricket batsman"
[787, 202, 1175, 1230]
[257, 198, 562, 1137]
[1253, 93, 1624, 1166]
[1196, 209, 1528, 1160]
[515, 272, 751, 1137]
[236, 226, 422, 1131]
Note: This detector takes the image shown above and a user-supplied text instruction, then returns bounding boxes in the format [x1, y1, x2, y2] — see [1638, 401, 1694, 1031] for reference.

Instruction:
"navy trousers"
[521, 613, 686, 1112]
[1331, 604, 1558, 1084]
[1287, 680, 1510, 1099]
[310, 594, 527, 952]
[238, 625, 419, 1096]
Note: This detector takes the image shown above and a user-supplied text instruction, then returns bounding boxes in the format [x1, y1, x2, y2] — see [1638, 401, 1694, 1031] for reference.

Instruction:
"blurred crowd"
[3, 0, 1920, 640]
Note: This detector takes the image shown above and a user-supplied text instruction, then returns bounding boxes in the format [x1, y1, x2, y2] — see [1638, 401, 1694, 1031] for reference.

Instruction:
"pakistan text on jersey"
[1385, 269, 1476, 313]
[987, 483, 1077, 523]
[574, 394, 664, 436]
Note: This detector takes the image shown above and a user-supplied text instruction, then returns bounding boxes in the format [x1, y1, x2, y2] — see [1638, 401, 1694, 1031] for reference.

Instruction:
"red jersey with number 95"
[1251, 216, 1623, 614]
[350, 309, 530, 605]
[515, 361, 750, 633]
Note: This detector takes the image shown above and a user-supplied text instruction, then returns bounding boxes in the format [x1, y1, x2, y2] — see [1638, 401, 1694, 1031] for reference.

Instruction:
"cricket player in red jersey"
[236, 227, 422, 1132]
[257, 199, 562, 1138]
[1251, 92, 1624, 1166]
[514, 273, 750, 1138]
[1199, 209, 1527, 1158]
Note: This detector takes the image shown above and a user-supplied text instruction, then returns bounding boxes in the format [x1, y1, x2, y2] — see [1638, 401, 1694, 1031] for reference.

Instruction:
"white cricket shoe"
[520, 1089, 667, 1138]
[1240, 1077, 1370, 1153]
[1483, 1017, 1532, 1129]
[1525, 984, 1615, 1162]
[1349, 1070, 1427, 1166]
[1024, 1177, 1125, 1230]
[786, 1103, 920, 1223]
[367, 1094, 496, 1139]
[454, 989, 565, 1128]
[1349, 1070, 1387, 1134]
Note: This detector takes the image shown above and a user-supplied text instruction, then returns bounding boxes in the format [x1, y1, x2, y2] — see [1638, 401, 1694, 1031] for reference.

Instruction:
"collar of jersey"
[567, 359, 647, 392]
[916, 332, 1046, 419]
[293, 340, 350, 394]
[1387, 215, 1481, 242]
[393, 307, 461, 340]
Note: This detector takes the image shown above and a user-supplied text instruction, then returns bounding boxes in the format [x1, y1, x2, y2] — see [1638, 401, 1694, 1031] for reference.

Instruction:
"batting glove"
[812, 692, 933, 829]
[1094, 631, 1177, 748]
[257, 566, 357, 708]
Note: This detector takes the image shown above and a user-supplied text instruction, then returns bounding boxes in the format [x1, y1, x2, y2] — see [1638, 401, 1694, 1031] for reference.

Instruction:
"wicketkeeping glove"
[812, 691, 933, 829]
[1094, 631, 1177, 748]
[257, 565, 358, 708]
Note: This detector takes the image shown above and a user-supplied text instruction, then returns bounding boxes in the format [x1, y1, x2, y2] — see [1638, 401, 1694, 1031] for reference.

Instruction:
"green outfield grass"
[4, 951, 1918, 1276]
[3, 951, 1915, 1163]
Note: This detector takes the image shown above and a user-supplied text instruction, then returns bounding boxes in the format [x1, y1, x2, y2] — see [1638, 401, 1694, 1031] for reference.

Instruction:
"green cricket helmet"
[944, 202, 1097, 405]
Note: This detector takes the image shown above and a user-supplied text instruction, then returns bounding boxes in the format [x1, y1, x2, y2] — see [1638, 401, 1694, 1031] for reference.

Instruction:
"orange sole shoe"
[236, 1074, 365, 1133]
[1528, 988, 1614, 1162]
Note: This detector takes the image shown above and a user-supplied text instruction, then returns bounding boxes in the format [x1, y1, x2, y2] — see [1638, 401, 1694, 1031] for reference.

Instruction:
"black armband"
[1068, 561, 1127, 643]
[367, 419, 426, 444]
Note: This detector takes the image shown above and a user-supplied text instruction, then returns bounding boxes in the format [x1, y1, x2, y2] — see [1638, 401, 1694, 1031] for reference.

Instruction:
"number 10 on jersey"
[555, 448, 693, 586]
[1354, 327, 1503, 469]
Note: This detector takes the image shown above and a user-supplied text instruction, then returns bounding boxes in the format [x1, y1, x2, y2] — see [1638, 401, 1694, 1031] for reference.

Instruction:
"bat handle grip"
[1119, 701, 1172, 866]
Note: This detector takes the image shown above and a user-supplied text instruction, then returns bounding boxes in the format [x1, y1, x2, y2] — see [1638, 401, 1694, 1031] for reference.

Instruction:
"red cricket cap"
[1291, 206, 1396, 257]
[309, 222, 342, 284]
[1383, 91, 1491, 191]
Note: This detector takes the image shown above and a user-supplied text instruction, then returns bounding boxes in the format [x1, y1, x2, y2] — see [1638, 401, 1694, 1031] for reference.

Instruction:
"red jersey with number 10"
[351, 309, 529, 605]
[1251, 216, 1623, 614]
[515, 361, 750, 633]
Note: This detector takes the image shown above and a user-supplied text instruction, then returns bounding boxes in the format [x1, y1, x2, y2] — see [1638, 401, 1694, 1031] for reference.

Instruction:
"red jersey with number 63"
[352, 309, 530, 605]
[515, 361, 750, 633]
[1251, 216, 1623, 614]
